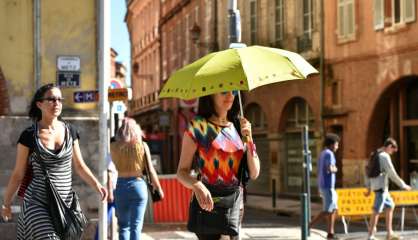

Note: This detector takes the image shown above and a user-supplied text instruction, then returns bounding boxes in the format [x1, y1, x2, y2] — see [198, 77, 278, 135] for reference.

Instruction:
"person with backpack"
[309, 133, 340, 240]
[365, 138, 412, 240]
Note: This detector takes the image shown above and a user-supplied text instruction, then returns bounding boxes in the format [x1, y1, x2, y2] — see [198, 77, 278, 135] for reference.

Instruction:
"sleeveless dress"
[16, 123, 78, 239]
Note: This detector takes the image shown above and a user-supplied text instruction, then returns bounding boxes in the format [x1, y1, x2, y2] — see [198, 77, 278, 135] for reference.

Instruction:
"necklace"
[210, 116, 229, 126]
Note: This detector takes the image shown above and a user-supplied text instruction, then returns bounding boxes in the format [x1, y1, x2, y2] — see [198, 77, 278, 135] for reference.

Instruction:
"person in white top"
[365, 138, 411, 240]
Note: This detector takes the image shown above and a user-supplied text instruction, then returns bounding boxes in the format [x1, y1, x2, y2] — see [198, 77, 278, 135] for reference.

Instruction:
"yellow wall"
[0, 0, 34, 113]
[42, 0, 97, 111]
[0, 0, 98, 114]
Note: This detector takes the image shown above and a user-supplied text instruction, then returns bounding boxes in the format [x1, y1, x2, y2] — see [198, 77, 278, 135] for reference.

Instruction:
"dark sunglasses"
[221, 90, 238, 96]
[40, 97, 64, 103]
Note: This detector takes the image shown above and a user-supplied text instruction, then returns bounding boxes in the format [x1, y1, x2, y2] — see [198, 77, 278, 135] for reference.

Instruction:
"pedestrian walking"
[365, 138, 411, 240]
[94, 149, 118, 240]
[309, 133, 340, 240]
[1, 83, 107, 239]
[177, 91, 260, 240]
[110, 118, 164, 240]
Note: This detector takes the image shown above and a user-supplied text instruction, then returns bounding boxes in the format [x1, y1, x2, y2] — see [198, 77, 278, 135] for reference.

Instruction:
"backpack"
[366, 150, 382, 178]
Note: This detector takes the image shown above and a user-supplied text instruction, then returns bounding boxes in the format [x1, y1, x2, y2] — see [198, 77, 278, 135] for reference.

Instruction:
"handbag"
[37, 159, 88, 240]
[142, 143, 162, 202]
[187, 184, 241, 236]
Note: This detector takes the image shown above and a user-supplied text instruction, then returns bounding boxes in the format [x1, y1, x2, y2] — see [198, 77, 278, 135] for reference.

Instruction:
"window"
[374, 0, 384, 30]
[302, 0, 312, 38]
[297, 0, 312, 52]
[337, 0, 355, 39]
[275, 0, 284, 44]
[245, 103, 267, 130]
[393, 0, 416, 24]
[331, 81, 340, 106]
[250, 0, 257, 44]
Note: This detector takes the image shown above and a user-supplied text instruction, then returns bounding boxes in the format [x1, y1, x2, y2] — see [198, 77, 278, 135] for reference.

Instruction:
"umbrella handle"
[237, 91, 250, 143]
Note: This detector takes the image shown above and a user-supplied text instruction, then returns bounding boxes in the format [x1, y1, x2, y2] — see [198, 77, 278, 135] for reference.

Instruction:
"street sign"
[112, 102, 126, 114]
[108, 88, 128, 102]
[57, 56, 80, 71]
[57, 71, 80, 88]
[74, 90, 99, 103]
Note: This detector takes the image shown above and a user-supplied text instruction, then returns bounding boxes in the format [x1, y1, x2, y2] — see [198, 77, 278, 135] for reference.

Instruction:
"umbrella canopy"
[159, 45, 318, 100]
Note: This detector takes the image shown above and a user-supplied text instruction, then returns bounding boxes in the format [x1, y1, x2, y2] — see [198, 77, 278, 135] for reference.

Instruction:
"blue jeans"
[114, 177, 148, 240]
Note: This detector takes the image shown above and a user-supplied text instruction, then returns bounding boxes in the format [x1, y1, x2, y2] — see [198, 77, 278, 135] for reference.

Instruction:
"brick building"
[323, 0, 418, 186]
[126, 0, 324, 196]
[125, 0, 418, 196]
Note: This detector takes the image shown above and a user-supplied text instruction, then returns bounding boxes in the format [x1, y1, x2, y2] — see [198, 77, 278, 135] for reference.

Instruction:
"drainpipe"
[213, 0, 219, 51]
[228, 0, 241, 44]
[98, 0, 110, 239]
[34, 0, 41, 89]
[319, 0, 325, 135]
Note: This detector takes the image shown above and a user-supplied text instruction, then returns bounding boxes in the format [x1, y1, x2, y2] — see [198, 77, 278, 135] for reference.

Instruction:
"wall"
[0, 0, 98, 115]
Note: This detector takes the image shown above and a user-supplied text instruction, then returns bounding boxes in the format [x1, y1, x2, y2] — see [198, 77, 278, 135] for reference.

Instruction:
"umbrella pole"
[237, 90, 244, 118]
[237, 90, 250, 142]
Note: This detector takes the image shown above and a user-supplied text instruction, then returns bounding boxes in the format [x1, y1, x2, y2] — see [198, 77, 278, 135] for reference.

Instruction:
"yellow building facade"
[0, 0, 98, 115]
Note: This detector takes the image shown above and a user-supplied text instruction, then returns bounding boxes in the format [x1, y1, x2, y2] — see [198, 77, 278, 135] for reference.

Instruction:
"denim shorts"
[373, 190, 395, 213]
[320, 188, 338, 213]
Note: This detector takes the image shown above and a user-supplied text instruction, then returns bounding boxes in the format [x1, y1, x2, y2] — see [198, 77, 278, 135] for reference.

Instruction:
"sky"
[111, 0, 131, 86]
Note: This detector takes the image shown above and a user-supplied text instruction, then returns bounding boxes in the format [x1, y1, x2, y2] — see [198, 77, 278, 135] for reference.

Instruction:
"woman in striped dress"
[1, 83, 107, 239]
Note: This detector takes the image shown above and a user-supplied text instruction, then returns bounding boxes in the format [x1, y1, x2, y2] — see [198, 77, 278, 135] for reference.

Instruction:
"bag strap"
[140, 142, 153, 186]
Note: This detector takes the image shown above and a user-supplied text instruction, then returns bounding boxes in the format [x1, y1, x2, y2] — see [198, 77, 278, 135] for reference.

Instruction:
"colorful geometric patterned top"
[186, 116, 244, 187]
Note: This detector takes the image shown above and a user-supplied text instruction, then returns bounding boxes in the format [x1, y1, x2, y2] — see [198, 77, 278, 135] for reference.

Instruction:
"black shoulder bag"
[36, 156, 87, 239]
[142, 143, 162, 202]
[187, 183, 242, 236]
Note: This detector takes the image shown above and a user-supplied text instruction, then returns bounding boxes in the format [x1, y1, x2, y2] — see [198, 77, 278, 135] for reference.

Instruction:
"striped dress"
[17, 122, 78, 239]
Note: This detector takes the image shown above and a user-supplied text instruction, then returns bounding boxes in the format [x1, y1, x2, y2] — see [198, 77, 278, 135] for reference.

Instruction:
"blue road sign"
[74, 90, 99, 103]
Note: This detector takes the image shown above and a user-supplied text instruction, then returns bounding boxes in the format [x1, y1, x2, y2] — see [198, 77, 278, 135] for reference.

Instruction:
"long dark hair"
[28, 83, 58, 122]
[197, 93, 241, 122]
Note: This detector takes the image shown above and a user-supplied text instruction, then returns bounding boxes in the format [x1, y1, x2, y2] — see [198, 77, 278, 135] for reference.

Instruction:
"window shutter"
[404, 0, 416, 23]
[338, 0, 345, 37]
[374, 0, 384, 30]
[347, 0, 355, 36]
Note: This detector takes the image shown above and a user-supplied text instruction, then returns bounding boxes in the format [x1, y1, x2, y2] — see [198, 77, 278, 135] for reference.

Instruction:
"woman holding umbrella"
[177, 90, 260, 240]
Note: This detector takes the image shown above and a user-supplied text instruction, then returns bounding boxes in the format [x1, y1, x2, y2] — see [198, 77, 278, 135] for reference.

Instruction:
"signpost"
[73, 90, 99, 103]
[108, 88, 128, 102]
[56, 56, 81, 88]
[57, 56, 80, 71]
[57, 71, 80, 88]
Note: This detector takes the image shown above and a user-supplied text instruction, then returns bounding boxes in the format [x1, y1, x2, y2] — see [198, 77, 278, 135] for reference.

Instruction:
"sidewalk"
[245, 194, 418, 224]
[245, 195, 323, 217]
[142, 226, 328, 240]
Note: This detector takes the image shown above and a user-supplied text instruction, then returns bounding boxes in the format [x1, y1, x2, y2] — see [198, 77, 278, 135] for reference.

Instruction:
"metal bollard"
[301, 193, 308, 240]
[272, 179, 276, 208]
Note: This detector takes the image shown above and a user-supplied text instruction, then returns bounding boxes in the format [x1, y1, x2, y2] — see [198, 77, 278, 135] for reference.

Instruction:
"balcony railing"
[129, 91, 160, 114]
